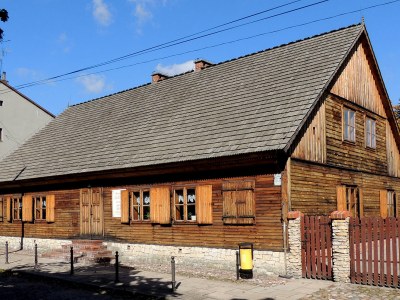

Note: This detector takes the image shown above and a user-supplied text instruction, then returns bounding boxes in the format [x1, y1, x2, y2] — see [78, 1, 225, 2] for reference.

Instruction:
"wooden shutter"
[22, 195, 33, 222]
[121, 190, 130, 224]
[196, 185, 213, 224]
[380, 190, 388, 218]
[46, 194, 55, 222]
[0, 198, 3, 222]
[336, 186, 346, 211]
[6, 197, 11, 222]
[150, 187, 170, 224]
[222, 190, 236, 224]
[358, 188, 364, 217]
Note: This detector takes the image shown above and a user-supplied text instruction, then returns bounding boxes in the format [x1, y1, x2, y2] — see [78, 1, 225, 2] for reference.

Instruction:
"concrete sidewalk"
[0, 248, 332, 300]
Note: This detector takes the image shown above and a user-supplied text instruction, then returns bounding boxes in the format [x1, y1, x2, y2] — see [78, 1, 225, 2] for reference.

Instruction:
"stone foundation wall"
[0, 235, 285, 275]
[0, 236, 71, 253]
[105, 241, 285, 275]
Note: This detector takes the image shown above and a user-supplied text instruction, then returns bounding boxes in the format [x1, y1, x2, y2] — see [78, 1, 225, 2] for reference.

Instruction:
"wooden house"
[0, 23, 398, 274]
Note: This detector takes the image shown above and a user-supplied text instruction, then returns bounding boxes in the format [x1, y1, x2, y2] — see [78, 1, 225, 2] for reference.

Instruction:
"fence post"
[171, 256, 176, 292]
[330, 211, 351, 283]
[70, 246, 74, 276]
[5, 241, 9, 264]
[236, 251, 240, 280]
[286, 211, 303, 278]
[34, 243, 38, 269]
[115, 251, 119, 283]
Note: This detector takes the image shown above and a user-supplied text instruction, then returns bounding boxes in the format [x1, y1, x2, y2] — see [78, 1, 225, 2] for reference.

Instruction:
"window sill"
[365, 146, 376, 151]
[342, 140, 356, 146]
[130, 220, 151, 224]
[173, 221, 198, 225]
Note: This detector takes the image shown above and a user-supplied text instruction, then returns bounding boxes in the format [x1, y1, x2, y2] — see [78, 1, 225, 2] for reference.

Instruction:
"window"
[365, 117, 376, 148]
[380, 190, 397, 218]
[222, 180, 255, 224]
[337, 185, 363, 217]
[174, 188, 196, 222]
[34, 196, 47, 220]
[121, 185, 213, 225]
[0, 128, 2, 141]
[343, 108, 356, 142]
[12, 196, 23, 221]
[0, 100, 3, 106]
[131, 189, 150, 221]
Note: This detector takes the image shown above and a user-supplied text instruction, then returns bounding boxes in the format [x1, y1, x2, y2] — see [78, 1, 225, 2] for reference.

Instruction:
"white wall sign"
[274, 174, 282, 186]
[112, 189, 123, 218]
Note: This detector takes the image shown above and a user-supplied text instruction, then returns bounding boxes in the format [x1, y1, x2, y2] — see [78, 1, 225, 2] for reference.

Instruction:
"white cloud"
[92, 0, 112, 26]
[77, 74, 107, 93]
[57, 33, 73, 53]
[134, 2, 152, 25]
[129, 0, 168, 31]
[155, 60, 194, 77]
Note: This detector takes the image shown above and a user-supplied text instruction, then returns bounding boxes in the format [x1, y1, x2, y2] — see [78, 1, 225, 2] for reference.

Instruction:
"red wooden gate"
[349, 217, 400, 288]
[301, 216, 333, 280]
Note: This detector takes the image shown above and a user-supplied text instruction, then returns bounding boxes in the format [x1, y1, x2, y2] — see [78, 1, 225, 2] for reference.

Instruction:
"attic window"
[343, 107, 355, 142]
[0, 100, 3, 106]
[365, 117, 376, 149]
[0, 128, 2, 141]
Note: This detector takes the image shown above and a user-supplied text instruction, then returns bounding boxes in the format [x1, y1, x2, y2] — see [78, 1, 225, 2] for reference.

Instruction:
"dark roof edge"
[71, 23, 363, 109]
[283, 23, 364, 153]
[0, 80, 56, 118]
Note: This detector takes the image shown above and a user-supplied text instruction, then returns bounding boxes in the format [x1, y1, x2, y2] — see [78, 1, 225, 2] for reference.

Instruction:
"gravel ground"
[126, 261, 289, 287]
[300, 282, 400, 300]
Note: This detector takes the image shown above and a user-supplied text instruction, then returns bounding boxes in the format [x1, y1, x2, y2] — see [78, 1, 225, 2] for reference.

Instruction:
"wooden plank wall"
[386, 120, 400, 177]
[292, 102, 326, 163]
[325, 94, 387, 174]
[0, 190, 81, 238]
[290, 159, 400, 216]
[0, 174, 284, 251]
[103, 175, 283, 250]
[330, 40, 386, 117]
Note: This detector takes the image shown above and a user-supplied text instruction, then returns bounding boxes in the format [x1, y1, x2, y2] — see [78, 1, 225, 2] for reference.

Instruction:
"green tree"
[393, 101, 400, 128]
[0, 9, 9, 41]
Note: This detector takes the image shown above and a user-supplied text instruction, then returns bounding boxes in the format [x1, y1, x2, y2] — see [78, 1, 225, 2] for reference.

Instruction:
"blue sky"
[1, 0, 399, 115]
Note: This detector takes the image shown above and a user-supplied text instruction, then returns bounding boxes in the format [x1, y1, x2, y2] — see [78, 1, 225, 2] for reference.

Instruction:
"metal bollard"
[115, 251, 119, 283]
[5, 241, 9, 264]
[171, 256, 176, 292]
[34, 243, 38, 269]
[70, 246, 74, 275]
[236, 250, 240, 280]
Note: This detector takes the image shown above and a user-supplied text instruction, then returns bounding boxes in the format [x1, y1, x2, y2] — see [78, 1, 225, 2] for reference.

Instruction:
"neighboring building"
[0, 23, 398, 275]
[0, 76, 55, 160]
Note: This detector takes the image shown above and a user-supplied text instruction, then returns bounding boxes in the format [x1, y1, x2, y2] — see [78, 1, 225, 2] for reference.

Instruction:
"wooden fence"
[349, 217, 400, 288]
[301, 216, 332, 280]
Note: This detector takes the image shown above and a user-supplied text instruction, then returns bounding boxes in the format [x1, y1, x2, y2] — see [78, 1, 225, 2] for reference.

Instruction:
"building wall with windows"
[0, 80, 54, 160]
[288, 38, 400, 219]
[0, 173, 284, 251]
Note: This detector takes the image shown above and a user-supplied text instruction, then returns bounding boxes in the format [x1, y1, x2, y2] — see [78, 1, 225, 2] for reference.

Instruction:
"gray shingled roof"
[0, 24, 363, 183]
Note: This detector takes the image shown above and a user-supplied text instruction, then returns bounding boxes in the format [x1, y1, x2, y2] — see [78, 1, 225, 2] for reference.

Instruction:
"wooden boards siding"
[102, 175, 282, 250]
[0, 190, 81, 239]
[386, 120, 400, 177]
[325, 94, 387, 174]
[0, 174, 283, 251]
[290, 159, 400, 216]
[292, 101, 326, 163]
[331, 40, 386, 117]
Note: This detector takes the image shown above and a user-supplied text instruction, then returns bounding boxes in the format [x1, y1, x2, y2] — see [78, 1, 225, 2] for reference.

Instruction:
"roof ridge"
[71, 22, 362, 109]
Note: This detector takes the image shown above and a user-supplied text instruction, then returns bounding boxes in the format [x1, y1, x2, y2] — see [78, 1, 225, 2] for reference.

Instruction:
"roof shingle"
[0, 24, 363, 182]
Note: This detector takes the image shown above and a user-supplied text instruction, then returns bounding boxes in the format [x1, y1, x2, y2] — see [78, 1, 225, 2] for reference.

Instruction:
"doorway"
[80, 188, 104, 238]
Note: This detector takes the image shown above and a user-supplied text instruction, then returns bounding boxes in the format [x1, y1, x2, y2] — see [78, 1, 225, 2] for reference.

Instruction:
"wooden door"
[80, 188, 104, 238]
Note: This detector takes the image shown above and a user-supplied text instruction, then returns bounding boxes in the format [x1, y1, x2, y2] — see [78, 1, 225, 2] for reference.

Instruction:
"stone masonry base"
[0, 236, 285, 276]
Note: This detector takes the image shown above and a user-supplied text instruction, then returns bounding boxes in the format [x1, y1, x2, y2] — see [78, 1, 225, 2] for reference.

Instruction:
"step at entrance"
[41, 240, 113, 264]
